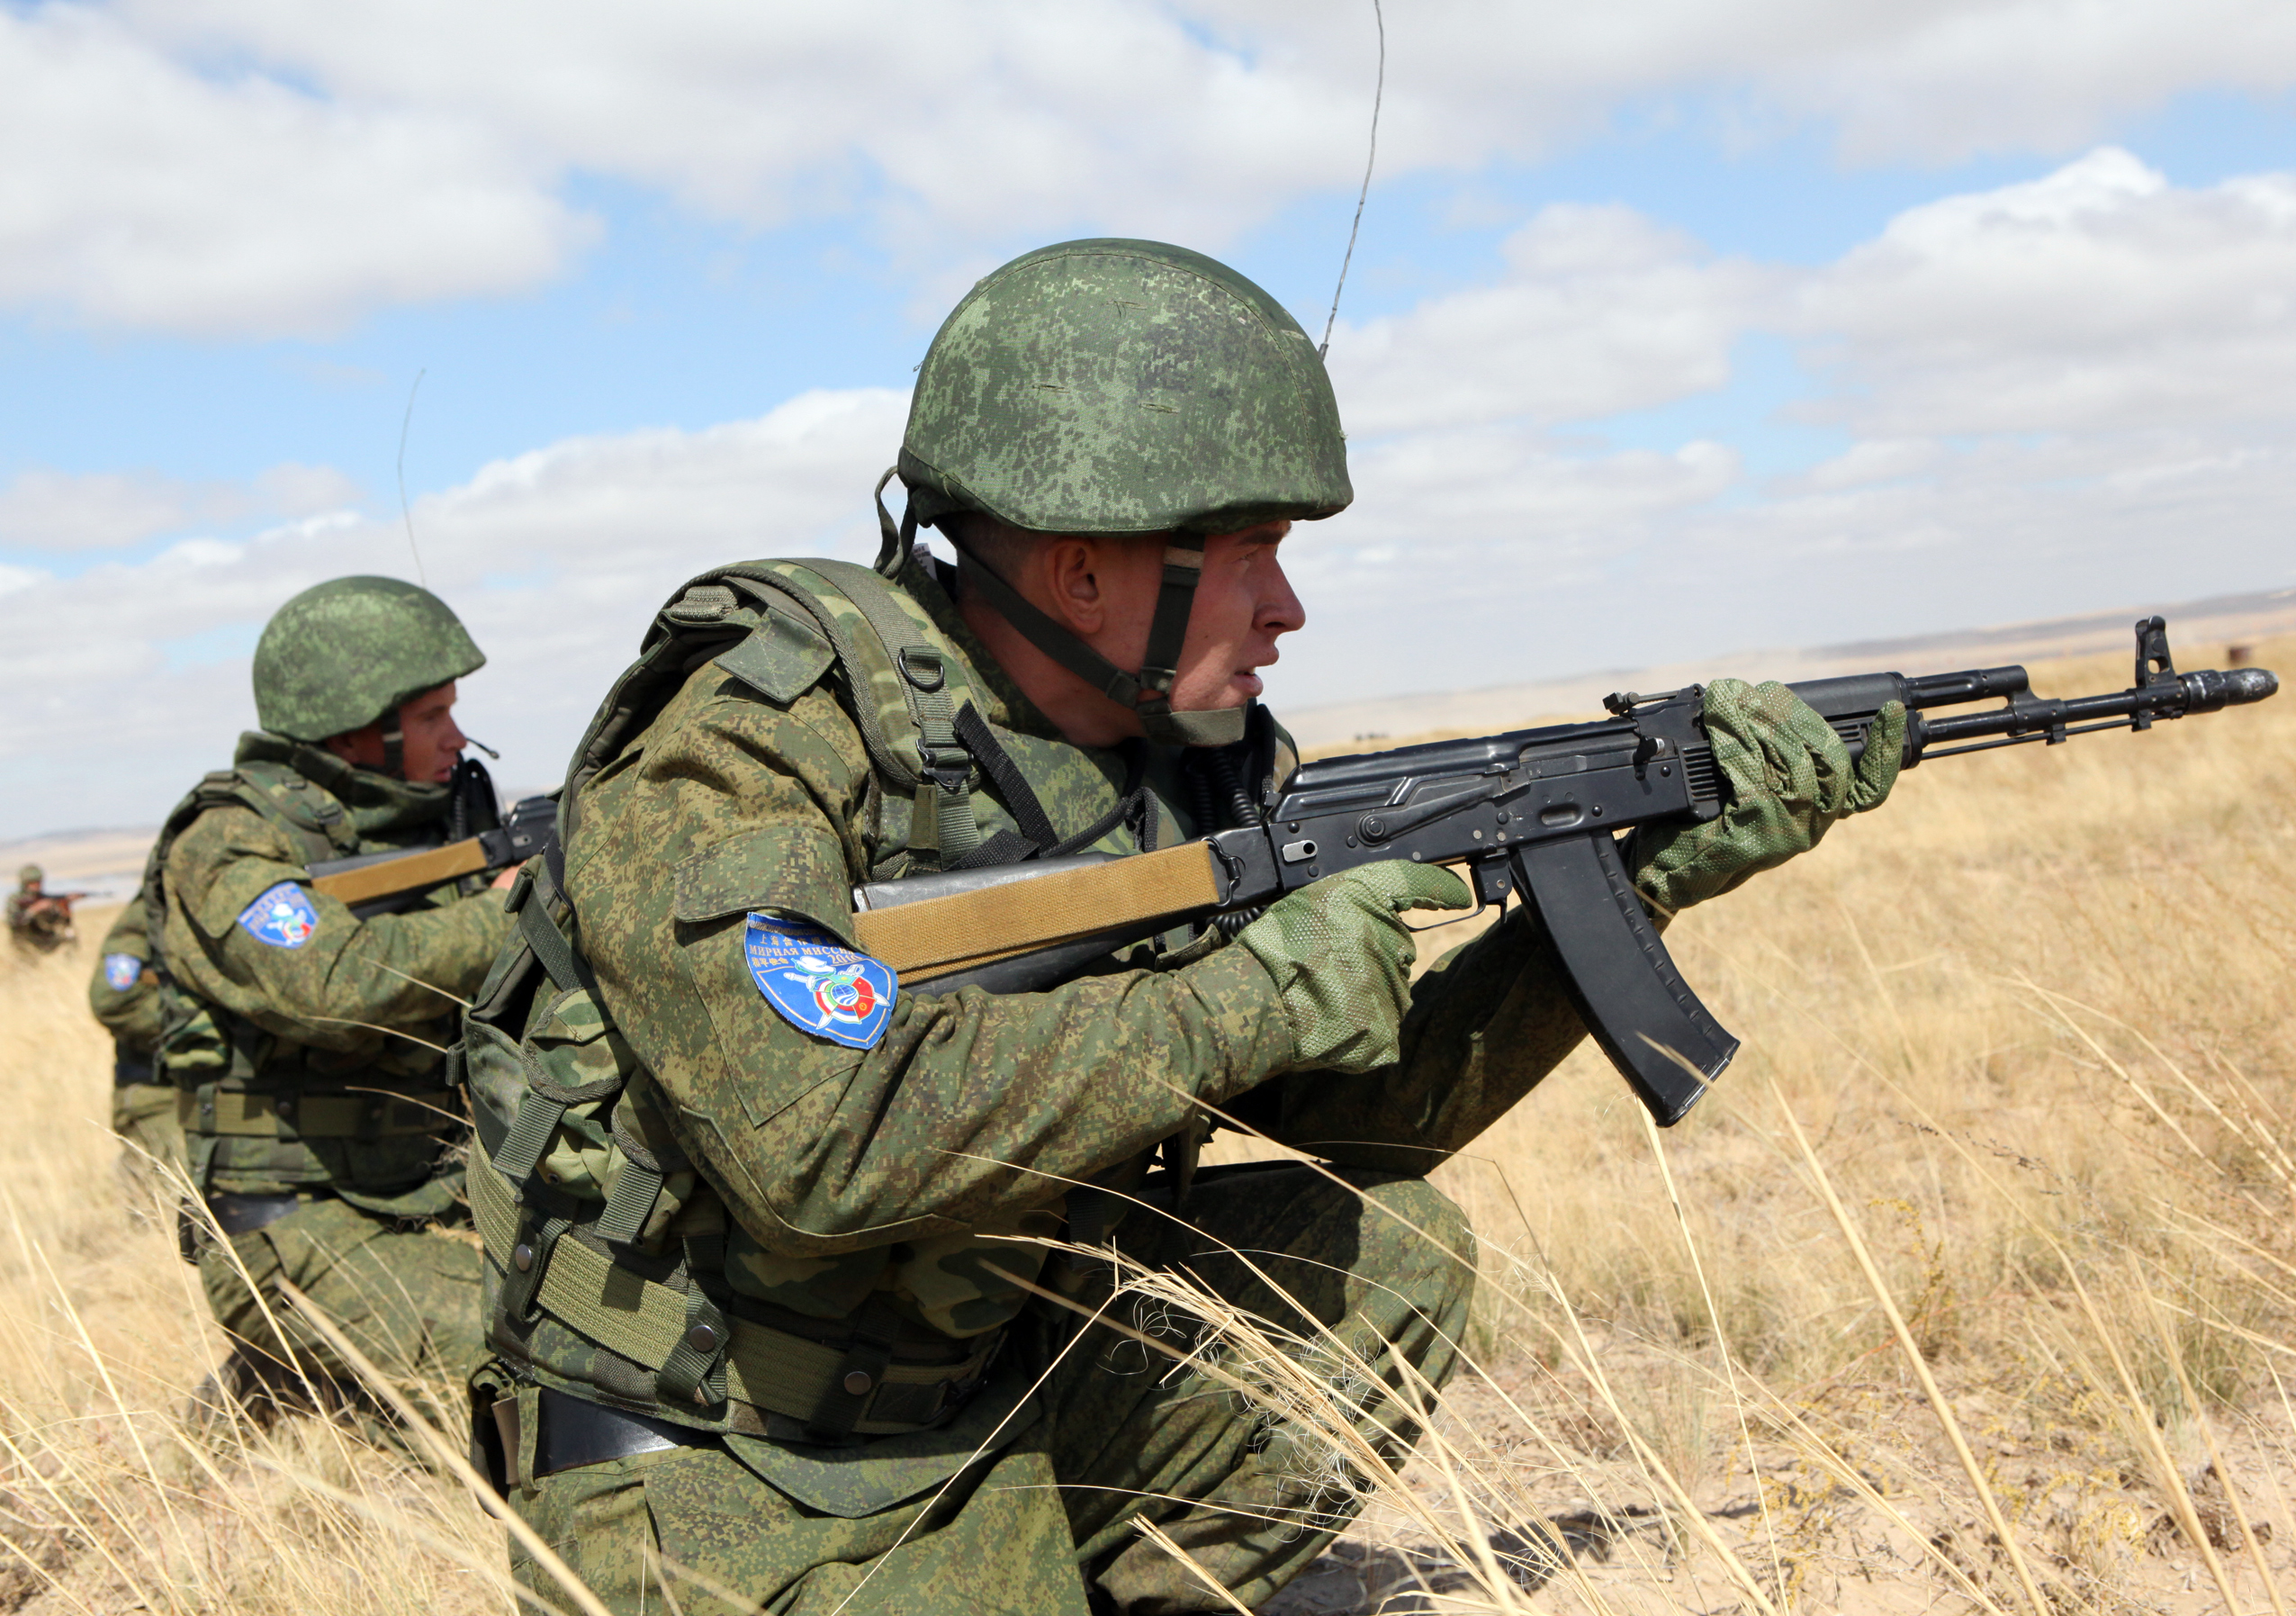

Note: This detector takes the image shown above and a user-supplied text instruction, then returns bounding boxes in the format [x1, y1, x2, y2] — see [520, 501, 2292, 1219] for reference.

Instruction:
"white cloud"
[0, 389, 910, 831]
[0, 463, 363, 551]
[10, 149, 2296, 835]
[1328, 205, 1773, 433]
[0, 5, 591, 336]
[12, 1, 2296, 335]
[1795, 149, 2296, 435]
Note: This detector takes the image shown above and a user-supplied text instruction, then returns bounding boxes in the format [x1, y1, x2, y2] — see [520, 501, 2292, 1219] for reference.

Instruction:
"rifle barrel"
[1918, 666, 2276, 751]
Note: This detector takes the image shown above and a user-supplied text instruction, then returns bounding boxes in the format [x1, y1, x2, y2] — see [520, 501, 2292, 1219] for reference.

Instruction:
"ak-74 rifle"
[306, 795, 557, 915]
[848, 618, 2278, 1126]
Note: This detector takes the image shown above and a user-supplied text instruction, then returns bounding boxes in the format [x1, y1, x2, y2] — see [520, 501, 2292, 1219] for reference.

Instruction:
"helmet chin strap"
[941, 519, 1247, 750]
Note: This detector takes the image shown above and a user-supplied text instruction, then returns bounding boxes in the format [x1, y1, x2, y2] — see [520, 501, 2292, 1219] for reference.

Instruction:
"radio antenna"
[1319, 0, 1385, 359]
[396, 367, 428, 586]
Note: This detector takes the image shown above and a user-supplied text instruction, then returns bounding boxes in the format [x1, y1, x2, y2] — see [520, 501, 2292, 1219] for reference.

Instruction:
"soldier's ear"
[1040, 538, 1109, 636]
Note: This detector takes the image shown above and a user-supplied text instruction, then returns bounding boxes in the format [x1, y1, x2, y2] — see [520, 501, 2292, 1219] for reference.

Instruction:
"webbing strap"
[178, 1087, 458, 1140]
[852, 840, 1223, 979]
[1136, 537, 1205, 718]
[591, 1110, 677, 1245]
[517, 865, 595, 998]
[951, 703, 1059, 849]
[469, 1141, 994, 1434]
[492, 1091, 576, 1192]
[658, 1243, 732, 1410]
[737, 560, 986, 861]
[499, 1204, 572, 1321]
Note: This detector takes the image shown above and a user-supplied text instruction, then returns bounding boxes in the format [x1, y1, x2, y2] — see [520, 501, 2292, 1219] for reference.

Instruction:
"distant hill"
[1282, 586, 2296, 752]
[9, 587, 2291, 857]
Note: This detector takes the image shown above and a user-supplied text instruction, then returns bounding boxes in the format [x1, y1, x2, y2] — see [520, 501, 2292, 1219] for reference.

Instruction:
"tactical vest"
[461, 556, 1275, 1444]
[146, 748, 476, 1210]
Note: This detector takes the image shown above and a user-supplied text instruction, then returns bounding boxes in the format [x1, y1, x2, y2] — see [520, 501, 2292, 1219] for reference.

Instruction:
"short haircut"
[947, 511, 1044, 587]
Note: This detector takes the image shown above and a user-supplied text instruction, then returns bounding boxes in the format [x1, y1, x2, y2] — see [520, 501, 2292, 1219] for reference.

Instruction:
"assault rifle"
[849, 618, 2277, 1126]
[307, 795, 557, 915]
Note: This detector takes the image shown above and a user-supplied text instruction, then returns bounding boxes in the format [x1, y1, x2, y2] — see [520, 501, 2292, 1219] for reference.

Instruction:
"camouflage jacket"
[156, 730, 513, 1205]
[88, 896, 164, 1072]
[473, 554, 1590, 1440]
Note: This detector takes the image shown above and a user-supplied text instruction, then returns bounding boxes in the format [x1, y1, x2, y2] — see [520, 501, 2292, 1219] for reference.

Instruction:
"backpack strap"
[712, 559, 992, 867]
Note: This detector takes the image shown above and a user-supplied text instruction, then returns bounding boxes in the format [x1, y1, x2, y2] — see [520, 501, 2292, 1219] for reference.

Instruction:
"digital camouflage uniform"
[465, 239, 1899, 1615]
[461, 241, 1605, 1616]
[86, 895, 182, 1197]
[154, 577, 515, 1413]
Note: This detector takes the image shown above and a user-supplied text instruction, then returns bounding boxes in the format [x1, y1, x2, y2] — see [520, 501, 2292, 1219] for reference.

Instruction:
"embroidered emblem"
[237, 881, 320, 950]
[743, 914, 896, 1050]
[102, 952, 142, 992]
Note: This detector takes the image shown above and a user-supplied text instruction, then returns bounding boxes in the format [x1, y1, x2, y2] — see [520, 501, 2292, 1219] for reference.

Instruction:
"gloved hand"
[1630, 680, 1905, 914]
[1233, 861, 1472, 1074]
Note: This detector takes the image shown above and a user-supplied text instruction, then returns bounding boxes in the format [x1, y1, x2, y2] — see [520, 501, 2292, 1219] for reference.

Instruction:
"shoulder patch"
[237, 882, 320, 950]
[102, 952, 143, 992]
[743, 914, 896, 1050]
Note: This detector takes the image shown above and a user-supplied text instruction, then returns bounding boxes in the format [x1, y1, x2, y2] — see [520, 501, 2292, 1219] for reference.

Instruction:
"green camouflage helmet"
[15, 865, 39, 886]
[252, 576, 485, 741]
[898, 238, 1352, 537]
[895, 239, 1350, 747]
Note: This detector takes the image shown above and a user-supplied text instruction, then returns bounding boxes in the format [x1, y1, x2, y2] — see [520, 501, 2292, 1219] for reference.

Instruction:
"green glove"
[1233, 861, 1472, 1074]
[1630, 680, 1906, 914]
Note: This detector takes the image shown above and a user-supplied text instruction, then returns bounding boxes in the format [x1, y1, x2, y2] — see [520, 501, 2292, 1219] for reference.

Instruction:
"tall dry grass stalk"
[0, 631, 2288, 1614]
[0, 926, 527, 1615]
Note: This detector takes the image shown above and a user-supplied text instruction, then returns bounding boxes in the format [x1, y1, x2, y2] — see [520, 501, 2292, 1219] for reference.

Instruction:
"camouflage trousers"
[111, 1083, 183, 1212]
[198, 1195, 486, 1417]
[506, 1163, 1476, 1615]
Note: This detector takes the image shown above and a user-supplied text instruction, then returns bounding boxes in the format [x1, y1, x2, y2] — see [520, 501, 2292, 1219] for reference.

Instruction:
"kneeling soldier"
[464, 240, 1898, 1612]
[87, 895, 181, 1205]
[151, 577, 515, 1420]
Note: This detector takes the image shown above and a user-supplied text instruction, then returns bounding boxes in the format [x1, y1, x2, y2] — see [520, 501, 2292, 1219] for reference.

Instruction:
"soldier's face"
[395, 682, 469, 784]
[1163, 521, 1305, 713]
[323, 680, 468, 782]
[1056, 520, 1304, 718]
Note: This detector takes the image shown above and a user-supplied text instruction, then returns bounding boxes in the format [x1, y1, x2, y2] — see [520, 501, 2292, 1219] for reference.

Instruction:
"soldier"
[462, 239, 1904, 1613]
[149, 576, 516, 1422]
[86, 895, 182, 1206]
[6, 864, 79, 951]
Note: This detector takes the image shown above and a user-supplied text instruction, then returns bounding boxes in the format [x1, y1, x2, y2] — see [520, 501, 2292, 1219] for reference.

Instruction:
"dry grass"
[0, 931, 522, 1616]
[1232, 633, 2296, 1613]
[1, 633, 2291, 1614]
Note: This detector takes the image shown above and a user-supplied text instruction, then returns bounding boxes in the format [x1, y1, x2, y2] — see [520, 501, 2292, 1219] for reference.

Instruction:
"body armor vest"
[461, 555, 1277, 1444]
[147, 744, 483, 1209]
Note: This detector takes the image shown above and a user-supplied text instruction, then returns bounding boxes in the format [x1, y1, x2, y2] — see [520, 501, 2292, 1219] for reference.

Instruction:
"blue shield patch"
[743, 914, 896, 1050]
[102, 952, 142, 992]
[237, 881, 320, 950]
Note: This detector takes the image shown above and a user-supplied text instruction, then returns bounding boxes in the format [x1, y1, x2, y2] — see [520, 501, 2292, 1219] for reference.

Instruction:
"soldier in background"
[149, 576, 516, 1424]
[462, 240, 1903, 1613]
[86, 896, 182, 1207]
[7, 865, 80, 951]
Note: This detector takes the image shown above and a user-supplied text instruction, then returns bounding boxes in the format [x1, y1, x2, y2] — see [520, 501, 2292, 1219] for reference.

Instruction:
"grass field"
[1, 633, 2291, 1614]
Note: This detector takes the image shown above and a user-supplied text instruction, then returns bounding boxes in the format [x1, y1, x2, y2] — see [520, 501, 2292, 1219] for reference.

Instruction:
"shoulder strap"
[711, 560, 990, 865]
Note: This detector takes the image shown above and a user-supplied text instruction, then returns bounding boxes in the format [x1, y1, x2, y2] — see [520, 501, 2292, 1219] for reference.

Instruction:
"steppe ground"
[0, 633, 2291, 1616]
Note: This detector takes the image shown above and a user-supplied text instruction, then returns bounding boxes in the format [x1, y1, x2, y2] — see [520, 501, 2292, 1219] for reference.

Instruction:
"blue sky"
[5, 3, 2296, 835]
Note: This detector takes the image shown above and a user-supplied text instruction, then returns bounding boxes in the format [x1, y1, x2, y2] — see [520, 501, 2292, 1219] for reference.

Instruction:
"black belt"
[510, 1386, 716, 1482]
[178, 1190, 310, 1264]
[207, 1191, 310, 1236]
